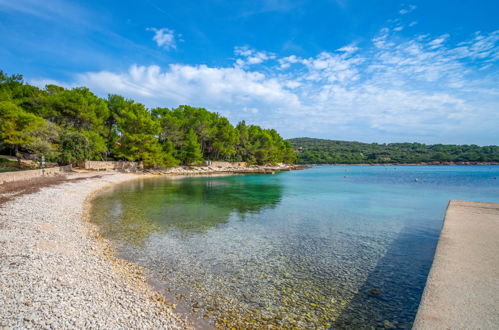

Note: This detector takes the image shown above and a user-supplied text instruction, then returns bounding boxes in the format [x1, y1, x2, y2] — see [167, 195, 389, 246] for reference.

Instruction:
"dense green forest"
[289, 138, 499, 164]
[0, 71, 296, 167]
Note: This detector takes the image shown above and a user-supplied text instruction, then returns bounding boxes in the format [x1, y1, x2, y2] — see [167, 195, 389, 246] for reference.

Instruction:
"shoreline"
[0, 167, 301, 328]
[0, 172, 190, 329]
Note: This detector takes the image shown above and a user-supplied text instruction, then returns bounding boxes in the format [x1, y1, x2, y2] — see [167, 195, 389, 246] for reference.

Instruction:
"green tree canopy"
[0, 101, 46, 166]
[181, 129, 203, 165]
[0, 69, 296, 167]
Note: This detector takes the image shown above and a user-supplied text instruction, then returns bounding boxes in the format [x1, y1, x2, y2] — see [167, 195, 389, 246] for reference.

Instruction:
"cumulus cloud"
[77, 63, 302, 122]
[47, 27, 499, 144]
[147, 27, 177, 50]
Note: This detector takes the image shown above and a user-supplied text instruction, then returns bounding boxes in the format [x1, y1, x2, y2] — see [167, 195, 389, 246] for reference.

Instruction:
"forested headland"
[289, 138, 499, 164]
[0, 71, 296, 168]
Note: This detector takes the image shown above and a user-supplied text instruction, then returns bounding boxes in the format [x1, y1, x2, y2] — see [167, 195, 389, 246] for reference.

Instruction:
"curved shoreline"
[0, 172, 189, 329]
[1, 167, 303, 328]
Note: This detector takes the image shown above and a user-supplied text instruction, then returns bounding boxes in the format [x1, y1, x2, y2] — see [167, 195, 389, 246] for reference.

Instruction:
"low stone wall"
[0, 165, 72, 185]
[83, 161, 143, 172]
[204, 161, 247, 168]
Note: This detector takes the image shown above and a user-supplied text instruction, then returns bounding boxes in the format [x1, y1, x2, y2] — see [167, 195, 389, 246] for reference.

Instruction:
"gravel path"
[0, 172, 189, 329]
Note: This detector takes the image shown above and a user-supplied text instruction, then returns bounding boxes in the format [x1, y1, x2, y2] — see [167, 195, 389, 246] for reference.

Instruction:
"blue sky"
[1, 0, 498, 144]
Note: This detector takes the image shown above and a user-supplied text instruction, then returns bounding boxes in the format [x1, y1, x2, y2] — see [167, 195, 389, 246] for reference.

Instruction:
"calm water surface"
[90, 166, 499, 329]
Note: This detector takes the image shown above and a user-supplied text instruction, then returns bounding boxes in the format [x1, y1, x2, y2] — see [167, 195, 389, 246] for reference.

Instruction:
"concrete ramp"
[414, 200, 499, 329]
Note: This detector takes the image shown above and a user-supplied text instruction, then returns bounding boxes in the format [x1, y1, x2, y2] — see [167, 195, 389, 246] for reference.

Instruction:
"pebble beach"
[0, 172, 189, 329]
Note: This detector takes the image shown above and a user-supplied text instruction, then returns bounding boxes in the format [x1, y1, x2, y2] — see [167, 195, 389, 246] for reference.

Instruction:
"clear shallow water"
[90, 166, 499, 329]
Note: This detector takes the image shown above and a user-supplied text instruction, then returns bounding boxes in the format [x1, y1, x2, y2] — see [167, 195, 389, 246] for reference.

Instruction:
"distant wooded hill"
[288, 137, 499, 164]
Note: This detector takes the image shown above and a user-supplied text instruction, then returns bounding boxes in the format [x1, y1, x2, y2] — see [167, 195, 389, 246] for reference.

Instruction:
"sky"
[1, 0, 498, 145]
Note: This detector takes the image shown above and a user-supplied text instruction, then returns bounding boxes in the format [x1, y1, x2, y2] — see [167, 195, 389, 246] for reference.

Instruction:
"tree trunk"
[14, 145, 22, 169]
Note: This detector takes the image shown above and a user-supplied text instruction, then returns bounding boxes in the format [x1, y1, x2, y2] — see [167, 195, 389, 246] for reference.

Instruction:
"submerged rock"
[383, 320, 396, 329]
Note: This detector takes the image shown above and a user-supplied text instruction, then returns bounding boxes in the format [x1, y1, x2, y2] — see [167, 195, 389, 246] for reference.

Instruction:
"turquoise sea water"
[90, 165, 499, 329]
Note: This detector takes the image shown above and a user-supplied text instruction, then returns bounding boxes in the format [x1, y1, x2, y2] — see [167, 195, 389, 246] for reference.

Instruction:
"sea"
[90, 165, 499, 329]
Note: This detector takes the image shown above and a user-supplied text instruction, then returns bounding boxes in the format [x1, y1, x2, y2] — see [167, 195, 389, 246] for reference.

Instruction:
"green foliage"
[0, 69, 295, 167]
[152, 106, 295, 165]
[181, 129, 203, 165]
[43, 87, 109, 130]
[0, 101, 47, 166]
[239, 125, 294, 165]
[109, 96, 165, 166]
[57, 130, 96, 165]
[289, 138, 499, 164]
[24, 121, 60, 160]
[0, 71, 27, 102]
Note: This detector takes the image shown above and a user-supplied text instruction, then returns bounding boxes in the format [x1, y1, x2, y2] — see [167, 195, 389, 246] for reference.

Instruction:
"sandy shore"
[0, 172, 190, 329]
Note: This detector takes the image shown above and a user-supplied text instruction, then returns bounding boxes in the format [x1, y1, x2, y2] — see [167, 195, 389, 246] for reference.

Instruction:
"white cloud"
[399, 5, 417, 15]
[428, 34, 449, 49]
[234, 46, 276, 67]
[147, 27, 177, 50]
[452, 31, 499, 62]
[77, 64, 302, 118]
[47, 28, 499, 144]
[278, 55, 300, 69]
[337, 44, 359, 54]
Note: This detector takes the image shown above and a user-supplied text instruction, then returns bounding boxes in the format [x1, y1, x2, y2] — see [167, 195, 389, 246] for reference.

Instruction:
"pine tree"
[182, 129, 203, 165]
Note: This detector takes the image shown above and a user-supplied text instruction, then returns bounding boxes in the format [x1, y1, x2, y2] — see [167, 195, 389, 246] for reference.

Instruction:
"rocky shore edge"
[143, 164, 309, 175]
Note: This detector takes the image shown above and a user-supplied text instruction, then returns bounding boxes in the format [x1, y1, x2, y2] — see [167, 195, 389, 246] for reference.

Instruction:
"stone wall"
[83, 161, 143, 172]
[0, 165, 73, 185]
[204, 161, 247, 168]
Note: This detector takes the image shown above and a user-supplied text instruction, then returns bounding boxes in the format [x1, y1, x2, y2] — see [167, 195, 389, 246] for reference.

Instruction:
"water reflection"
[90, 175, 284, 244]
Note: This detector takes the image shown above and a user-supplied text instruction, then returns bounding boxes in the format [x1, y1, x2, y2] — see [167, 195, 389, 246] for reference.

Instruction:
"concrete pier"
[414, 200, 499, 329]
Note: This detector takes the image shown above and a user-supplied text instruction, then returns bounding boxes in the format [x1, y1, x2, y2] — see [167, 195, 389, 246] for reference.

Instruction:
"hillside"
[288, 137, 499, 164]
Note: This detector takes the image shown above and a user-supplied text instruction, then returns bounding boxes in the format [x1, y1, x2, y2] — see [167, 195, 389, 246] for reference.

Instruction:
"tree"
[112, 99, 175, 167]
[152, 107, 184, 160]
[57, 130, 95, 165]
[105, 94, 127, 159]
[236, 120, 249, 161]
[212, 117, 238, 160]
[43, 87, 109, 159]
[0, 101, 45, 167]
[25, 121, 60, 163]
[181, 129, 203, 165]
